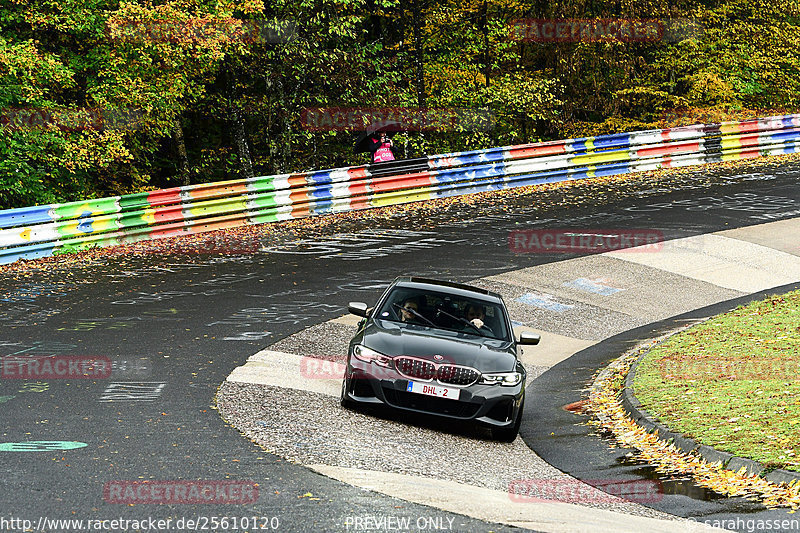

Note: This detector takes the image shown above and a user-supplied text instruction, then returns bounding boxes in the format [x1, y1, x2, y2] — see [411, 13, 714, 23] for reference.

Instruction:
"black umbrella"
[353, 120, 403, 154]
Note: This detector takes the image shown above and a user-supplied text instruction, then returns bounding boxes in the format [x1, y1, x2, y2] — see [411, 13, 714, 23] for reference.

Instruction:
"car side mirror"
[518, 332, 540, 345]
[348, 302, 369, 317]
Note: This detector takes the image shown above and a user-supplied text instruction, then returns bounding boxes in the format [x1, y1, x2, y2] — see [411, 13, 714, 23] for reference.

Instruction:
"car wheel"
[340, 375, 356, 410]
[492, 399, 523, 442]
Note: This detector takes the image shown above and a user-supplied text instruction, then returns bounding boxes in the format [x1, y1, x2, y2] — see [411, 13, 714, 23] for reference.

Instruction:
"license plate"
[406, 380, 460, 400]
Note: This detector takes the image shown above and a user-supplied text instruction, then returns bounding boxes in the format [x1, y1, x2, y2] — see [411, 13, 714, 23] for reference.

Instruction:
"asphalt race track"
[2, 161, 800, 533]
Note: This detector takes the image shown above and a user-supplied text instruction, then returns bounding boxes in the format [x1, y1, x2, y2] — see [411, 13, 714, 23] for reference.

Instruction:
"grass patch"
[634, 290, 800, 472]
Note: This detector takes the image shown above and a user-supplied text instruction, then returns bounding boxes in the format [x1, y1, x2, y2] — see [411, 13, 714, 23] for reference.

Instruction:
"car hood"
[360, 319, 518, 373]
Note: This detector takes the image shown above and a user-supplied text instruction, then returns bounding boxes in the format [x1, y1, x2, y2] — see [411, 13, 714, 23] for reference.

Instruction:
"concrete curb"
[622, 339, 800, 485]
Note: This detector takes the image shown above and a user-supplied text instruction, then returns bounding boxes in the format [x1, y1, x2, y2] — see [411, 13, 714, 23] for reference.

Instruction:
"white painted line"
[330, 313, 363, 326]
[226, 349, 340, 397]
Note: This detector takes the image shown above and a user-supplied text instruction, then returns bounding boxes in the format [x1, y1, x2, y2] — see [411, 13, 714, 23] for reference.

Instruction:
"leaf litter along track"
[3, 152, 800, 285]
[588, 330, 800, 511]
[634, 290, 800, 472]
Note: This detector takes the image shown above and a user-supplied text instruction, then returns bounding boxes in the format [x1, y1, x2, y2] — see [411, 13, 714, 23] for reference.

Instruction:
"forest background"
[1, 0, 798, 209]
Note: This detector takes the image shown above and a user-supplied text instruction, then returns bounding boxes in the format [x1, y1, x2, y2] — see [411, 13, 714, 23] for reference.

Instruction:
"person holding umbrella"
[369, 132, 396, 163]
[354, 120, 400, 163]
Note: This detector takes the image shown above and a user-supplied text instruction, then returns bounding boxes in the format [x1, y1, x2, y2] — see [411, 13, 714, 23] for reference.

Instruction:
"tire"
[340, 376, 356, 410]
[492, 399, 524, 442]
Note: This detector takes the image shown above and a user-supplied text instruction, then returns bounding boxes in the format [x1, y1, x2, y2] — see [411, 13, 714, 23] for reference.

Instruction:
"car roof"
[392, 277, 503, 303]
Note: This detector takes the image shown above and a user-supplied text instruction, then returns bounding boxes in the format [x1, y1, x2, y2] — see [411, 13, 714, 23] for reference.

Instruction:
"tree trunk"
[173, 117, 190, 186]
[276, 78, 290, 174]
[226, 65, 255, 179]
[265, 76, 289, 174]
[412, 0, 426, 110]
[230, 108, 254, 179]
[412, 0, 425, 153]
[481, 0, 489, 88]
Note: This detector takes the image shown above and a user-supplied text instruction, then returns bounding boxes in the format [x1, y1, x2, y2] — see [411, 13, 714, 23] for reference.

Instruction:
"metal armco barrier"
[1, 114, 799, 265]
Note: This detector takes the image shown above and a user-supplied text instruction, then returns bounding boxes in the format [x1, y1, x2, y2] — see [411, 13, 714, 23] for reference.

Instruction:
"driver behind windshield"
[464, 303, 495, 335]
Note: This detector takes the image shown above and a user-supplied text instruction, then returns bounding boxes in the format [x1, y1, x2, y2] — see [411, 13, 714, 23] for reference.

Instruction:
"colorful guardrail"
[1, 114, 799, 265]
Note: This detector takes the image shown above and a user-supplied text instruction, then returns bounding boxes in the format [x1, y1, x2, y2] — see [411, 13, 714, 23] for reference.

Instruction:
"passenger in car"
[399, 297, 424, 323]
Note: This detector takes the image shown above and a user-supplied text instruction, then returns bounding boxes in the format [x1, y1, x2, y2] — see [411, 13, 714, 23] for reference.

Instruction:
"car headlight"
[480, 372, 523, 386]
[352, 345, 393, 367]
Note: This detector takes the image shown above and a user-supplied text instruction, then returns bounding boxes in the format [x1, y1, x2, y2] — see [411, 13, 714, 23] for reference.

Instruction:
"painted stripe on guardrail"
[1, 114, 799, 264]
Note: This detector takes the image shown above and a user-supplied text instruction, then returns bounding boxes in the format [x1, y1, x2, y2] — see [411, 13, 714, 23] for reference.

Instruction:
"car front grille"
[394, 356, 480, 387]
[395, 357, 437, 381]
[436, 365, 480, 386]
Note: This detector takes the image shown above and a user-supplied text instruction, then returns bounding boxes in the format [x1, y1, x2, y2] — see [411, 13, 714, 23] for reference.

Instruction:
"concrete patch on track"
[606, 233, 800, 292]
[483, 255, 744, 320]
[218, 380, 567, 492]
[218, 369, 699, 530]
[716, 217, 800, 257]
[514, 326, 595, 369]
[309, 465, 721, 533]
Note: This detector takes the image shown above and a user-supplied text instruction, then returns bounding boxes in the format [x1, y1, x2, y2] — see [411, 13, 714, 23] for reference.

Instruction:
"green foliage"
[0, 0, 798, 208]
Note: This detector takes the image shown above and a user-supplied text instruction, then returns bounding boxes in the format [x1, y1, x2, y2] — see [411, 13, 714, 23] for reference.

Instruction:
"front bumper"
[342, 358, 524, 428]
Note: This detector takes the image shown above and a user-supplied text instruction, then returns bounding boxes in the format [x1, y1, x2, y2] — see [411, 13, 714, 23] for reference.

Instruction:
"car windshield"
[375, 287, 510, 341]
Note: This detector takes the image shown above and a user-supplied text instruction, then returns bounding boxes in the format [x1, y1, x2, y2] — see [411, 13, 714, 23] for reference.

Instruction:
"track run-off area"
[2, 158, 800, 533]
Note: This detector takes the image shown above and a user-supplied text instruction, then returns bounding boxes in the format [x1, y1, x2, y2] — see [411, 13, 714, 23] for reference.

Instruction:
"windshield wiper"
[392, 303, 436, 327]
[434, 308, 486, 337]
